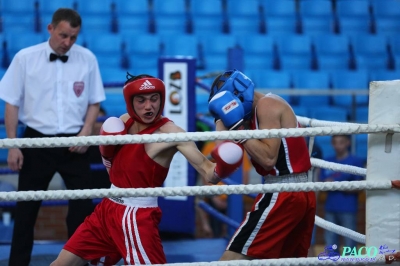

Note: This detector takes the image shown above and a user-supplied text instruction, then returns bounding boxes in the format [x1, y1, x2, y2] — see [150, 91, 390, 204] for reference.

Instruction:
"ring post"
[158, 57, 197, 236]
[366, 80, 400, 260]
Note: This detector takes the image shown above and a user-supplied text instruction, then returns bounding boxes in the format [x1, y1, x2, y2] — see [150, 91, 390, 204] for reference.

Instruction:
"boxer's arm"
[176, 138, 243, 185]
[241, 97, 282, 171]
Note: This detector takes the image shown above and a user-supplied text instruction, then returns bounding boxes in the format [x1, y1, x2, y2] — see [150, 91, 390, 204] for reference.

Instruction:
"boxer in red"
[208, 69, 316, 260]
[51, 73, 244, 266]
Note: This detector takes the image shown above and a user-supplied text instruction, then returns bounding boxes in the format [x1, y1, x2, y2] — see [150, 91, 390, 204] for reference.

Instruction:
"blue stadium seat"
[84, 33, 123, 55]
[351, 34, 388, 56]
[96, 54, 123, 69]
[155, 16, 189, 35]
[102, 88, 127, 116]
[245, 69, 292, 103]
[6, 33, 47, 56]
[374, 18, 400, 37]
[114, 0, 149, 15]
[1, 0, 37, 15]
[277, 34, 312, 55]
[2, 14, 37, 34]
[276, 34, 312, 70]
[100, 67, 127, 85]
[354, 56, 388, 71]
[355, 106, 368, 123]
[355, 134, 368, 162]
[292, 106, 309, 117]
[129, 68, 158, 78]
[370, 0, 400, 18]
[331, 70, 369, 107]
[79, 14, 113, 34]
[200, 34, 238, 56]
[40, 0, 75, 15]
[237, 35, 275, 56]
[393, 56, 400, 71]
[388, 35, 400, 57]
[190, 0, 223, 35]
[317, 55, 350, 70]
[261, 1, 297, 17]
[190, 0, 222, 16]
[313, 34, 350, 70]
[280, 55, 313, 71]
[246, 70, 291, 89]
[299, 0, 333, 17]
[118, 15, 150, 35]
[300, 16, 335, 36]
[228, 17, 261, 35]
[292, 71, 331, 106]
[226, 0, 260, 16]
[315, 135, 336, 159]
[203, 55, 229, 72]
[350, 34, 389, 70]
[129, 53, 159, 72]
[336, 0, 371, 18]
[313, 34, 350, 56]
[337, 17, 372, 35]
[370, 70, 400, 82]
[237, 35, 276, 70]
[265, 17, 298, 35]
[126, 34, 162, 71]
[162, 35, 199, 57]
[192, 17, 224, 35]
[125, 34, 161, 55]
[153, 0, 186, 15]
[74, 0, 113, 15]
[309, 106, 349, 122]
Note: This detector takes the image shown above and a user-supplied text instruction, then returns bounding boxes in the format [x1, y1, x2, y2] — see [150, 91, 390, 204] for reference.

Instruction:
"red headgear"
[123, 76, 165, 124]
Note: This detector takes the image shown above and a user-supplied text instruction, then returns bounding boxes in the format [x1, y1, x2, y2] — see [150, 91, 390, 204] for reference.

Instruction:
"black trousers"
[9, 127, 95, 266]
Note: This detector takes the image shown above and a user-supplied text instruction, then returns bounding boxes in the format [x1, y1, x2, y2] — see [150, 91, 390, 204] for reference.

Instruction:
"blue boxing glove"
[209, 91, 245, 130]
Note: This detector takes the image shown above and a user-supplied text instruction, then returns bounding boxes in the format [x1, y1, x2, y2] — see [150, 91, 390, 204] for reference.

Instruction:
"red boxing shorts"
[64, 197, 166, 265]
[227, 191, 316, 259]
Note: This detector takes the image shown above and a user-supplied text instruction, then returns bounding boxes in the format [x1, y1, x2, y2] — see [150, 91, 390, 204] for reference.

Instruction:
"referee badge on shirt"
[73, 81, 84, 97]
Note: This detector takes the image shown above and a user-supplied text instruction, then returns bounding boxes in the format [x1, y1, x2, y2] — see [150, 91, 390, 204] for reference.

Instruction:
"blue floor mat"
[0, 238, 227, 265]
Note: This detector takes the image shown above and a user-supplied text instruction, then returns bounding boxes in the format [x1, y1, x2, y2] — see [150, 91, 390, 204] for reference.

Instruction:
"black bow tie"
[50, 53, 68, 63]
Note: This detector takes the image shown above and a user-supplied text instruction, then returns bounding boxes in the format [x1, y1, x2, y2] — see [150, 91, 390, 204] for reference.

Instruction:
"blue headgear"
[208, 69, 255, 119]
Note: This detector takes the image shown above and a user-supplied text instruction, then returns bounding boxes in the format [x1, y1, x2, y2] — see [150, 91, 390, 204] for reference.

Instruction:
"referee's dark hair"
[51, 8, 82, 28]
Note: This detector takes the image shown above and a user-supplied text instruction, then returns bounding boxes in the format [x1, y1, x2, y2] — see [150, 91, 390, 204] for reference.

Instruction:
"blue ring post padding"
[198, 200, 240, 229]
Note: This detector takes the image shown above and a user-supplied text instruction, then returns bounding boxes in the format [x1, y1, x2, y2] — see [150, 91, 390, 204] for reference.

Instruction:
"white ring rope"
[0, 118, 396, 265]
[151, 256, 387, 265]
[296, 116, 363, 127]
[311, 158, 367, 177]
[0, 180, 392, 202]
[0, 124, 399, 148]
[314, 216, 366, 244]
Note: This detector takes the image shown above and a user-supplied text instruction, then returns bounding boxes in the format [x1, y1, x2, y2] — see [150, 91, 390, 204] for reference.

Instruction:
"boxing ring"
[0, 79, 399, 265]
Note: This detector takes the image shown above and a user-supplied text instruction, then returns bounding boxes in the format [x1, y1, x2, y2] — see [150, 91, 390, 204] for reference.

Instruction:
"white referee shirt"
[0, 41, 106, 135]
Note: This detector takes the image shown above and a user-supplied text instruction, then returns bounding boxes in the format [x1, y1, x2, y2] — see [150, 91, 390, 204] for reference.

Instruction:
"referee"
[0, 8, 105, 266]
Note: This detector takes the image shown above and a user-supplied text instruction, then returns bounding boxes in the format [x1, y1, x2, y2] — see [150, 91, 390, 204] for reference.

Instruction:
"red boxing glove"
[211, 141, 244, 179]
[99, 117, 127, 168]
